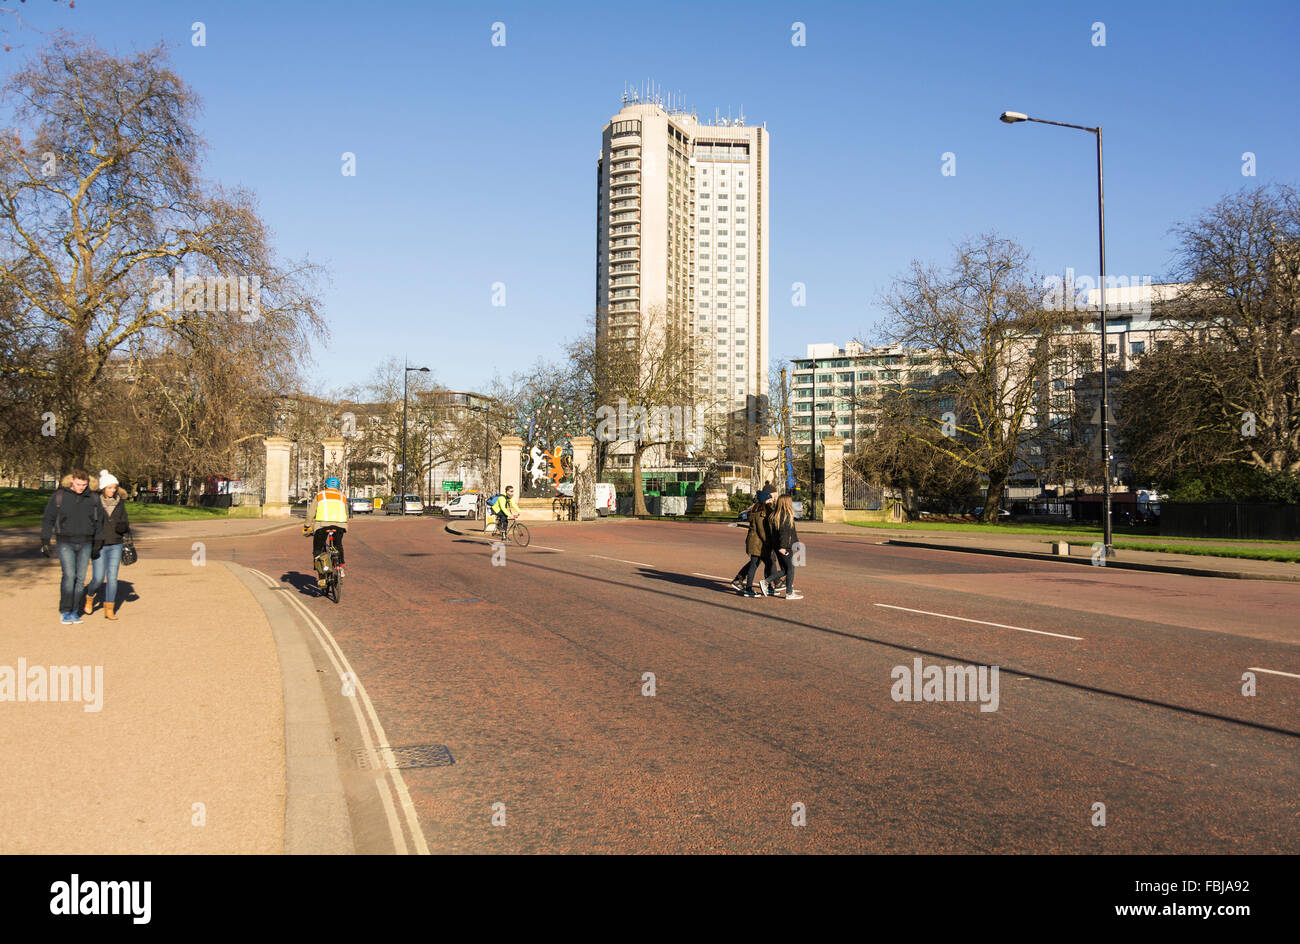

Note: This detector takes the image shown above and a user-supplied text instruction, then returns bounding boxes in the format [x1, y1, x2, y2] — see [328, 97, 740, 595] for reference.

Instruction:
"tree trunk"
[983, 466, 1010, 521]
[632, 444, 648, 516]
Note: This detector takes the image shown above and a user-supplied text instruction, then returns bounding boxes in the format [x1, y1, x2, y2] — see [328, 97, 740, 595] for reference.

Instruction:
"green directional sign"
[443, 481, 463, 491]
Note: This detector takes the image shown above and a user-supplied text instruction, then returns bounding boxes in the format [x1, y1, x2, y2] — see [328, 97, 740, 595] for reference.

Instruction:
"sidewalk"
[795, 523, 1300, 581]
[0, 516, 297, 552]
[0, 551, 341, 853]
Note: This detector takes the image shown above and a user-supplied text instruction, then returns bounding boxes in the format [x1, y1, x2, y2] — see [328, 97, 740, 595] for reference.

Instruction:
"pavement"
[0, 533, 350, 854]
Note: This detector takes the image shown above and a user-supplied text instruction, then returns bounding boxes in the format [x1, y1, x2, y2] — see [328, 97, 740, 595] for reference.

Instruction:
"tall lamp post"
[401, 362, 430, 502]
[999, 110, 1113, 557]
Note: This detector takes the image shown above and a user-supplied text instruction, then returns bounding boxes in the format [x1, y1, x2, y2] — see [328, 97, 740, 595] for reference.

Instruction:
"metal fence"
[842, 464, 883, 511]
[1161, 502, 1300, 540]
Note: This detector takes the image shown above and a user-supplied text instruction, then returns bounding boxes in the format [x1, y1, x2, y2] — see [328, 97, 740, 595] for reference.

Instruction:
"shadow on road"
[280, 570, 324, 599]
[637, 569, 733, 594]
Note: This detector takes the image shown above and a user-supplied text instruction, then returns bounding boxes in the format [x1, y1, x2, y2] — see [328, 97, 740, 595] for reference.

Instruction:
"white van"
[441, 493, 480, 518]
[554, 482, 616, 515]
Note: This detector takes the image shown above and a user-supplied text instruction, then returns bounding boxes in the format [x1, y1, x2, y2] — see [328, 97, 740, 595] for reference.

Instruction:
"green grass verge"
[0, 487, 234, 529]
[1059, 539, 1300, 564]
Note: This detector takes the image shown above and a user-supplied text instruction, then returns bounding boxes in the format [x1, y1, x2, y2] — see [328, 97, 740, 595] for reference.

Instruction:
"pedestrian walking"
[39, 469, 104, 624]
[769, 494, 803, 600]
[732, 497, 772, 598]
[83, 469, 131, 620]
[730, 494, 776, 593]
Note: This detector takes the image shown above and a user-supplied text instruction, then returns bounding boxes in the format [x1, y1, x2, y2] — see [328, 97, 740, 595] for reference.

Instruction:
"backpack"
[487, 493, 501, 509]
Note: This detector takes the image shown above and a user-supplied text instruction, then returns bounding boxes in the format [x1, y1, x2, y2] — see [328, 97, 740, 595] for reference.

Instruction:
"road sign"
[443, 480, 463, 491]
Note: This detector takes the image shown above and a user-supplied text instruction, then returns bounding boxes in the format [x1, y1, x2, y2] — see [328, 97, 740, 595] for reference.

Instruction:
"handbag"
[121, 532, 138, 566]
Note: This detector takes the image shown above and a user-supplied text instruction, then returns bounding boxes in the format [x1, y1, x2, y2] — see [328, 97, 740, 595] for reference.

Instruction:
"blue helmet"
[325, 477, 341, 490]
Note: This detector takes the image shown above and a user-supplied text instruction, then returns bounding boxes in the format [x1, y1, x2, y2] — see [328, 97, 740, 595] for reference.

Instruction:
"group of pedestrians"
[730, 482, 803, 600]
[39, 468, 133, 624]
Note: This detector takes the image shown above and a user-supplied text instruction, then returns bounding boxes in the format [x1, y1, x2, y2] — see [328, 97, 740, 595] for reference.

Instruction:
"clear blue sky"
[8, 0, 1300, 393]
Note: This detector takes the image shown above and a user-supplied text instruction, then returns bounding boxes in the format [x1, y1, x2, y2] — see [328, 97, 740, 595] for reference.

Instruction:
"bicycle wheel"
[329, 571, 341, 603]
[510, 522, 530, 547]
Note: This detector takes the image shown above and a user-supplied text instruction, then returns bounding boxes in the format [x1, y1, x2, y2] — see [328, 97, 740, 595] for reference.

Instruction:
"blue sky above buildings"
[7, 0, 1299, 393]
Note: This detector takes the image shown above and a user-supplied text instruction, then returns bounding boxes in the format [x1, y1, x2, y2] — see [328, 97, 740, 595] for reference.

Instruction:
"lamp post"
[999, 110, 1113, 557]
[464, 399, 494, 492]
[401, 362, 431, 502]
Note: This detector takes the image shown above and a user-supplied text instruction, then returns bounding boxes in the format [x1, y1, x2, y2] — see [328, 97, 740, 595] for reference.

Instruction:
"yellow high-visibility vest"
[314, 488, 347, 523]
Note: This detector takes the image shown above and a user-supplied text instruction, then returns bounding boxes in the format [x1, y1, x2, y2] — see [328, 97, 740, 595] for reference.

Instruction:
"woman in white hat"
[84, 469, 132, 620]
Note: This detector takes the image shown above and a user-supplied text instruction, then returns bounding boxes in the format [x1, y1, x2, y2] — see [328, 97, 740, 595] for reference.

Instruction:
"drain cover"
[354, 744, 454, 770]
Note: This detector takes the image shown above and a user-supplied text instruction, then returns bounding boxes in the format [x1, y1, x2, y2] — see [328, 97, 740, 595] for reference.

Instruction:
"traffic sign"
[443, 480, 463, 491]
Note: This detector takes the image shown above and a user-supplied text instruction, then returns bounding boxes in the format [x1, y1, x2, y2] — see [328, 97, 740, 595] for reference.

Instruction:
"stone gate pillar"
[757, 435, 783, 495]
[264, 436, 293, 517]
[822, 435, 845, 523]
[498, 435, 523, 498]
[571, 436, 596, 521]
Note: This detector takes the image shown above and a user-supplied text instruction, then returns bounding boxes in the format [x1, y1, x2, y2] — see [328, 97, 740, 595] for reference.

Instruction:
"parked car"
[972, 507, 1012, 518]
[349, 496, 374, 515]
[441, 493, 480, 518]
[382, 494, 424, 515]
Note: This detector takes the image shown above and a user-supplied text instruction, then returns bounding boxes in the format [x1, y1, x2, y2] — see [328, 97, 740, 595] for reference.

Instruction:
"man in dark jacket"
[40, 469, 104, 624]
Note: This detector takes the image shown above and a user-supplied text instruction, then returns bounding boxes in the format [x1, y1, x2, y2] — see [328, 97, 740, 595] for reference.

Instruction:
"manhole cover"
[354, 744, 454, 770]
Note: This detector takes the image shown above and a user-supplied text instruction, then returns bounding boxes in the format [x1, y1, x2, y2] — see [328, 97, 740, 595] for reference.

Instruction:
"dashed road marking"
[873, 603, 1084, 641]
[590, 554, 655, 568]
[1247, 666, 1300, 680]
[693, 573, 730, 581]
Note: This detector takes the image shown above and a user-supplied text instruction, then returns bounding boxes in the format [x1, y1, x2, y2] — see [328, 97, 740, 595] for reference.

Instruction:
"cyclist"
[490, 485, 520, 536]
[303, 476, 349, 587]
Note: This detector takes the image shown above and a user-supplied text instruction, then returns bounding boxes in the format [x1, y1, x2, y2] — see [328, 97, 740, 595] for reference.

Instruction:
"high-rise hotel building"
[595, 96, 770, 454]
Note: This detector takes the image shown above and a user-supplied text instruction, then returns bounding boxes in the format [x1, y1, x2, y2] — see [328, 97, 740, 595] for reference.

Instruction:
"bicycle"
[306, 525, 344, 603]
[502, 516, 530, 548]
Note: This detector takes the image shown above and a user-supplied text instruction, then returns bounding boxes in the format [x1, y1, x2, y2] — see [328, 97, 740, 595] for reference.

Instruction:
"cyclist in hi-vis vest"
[304, 477, 349, 586]
[490, 486, 519, 535]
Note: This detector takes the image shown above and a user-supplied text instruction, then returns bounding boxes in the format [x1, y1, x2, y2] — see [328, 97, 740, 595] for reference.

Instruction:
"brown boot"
[105, 602, 118, 621]
[84, 596, 94, 615]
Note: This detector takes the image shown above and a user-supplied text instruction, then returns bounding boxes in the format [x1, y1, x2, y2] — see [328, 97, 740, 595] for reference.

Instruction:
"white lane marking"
[249, 569, 430, 855]
[1247, 666, 1300, 680]
[376, 779, 408, 855]
[693, 573, 730, 581]
[873, 603, 1084, 641]
[527, 544, 566, 552]
[590, 554, 655, 568]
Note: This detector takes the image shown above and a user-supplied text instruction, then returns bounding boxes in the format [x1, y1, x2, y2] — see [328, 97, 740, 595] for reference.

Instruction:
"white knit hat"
[98, 469, 119, 490]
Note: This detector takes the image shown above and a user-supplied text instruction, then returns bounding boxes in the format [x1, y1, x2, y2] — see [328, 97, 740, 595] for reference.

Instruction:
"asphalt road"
[153, 516, 1300, 853]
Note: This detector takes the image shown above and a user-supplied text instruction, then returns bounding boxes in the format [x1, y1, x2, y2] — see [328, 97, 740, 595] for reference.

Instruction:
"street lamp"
[401, 362, 430, 502]
[999, 109, 1114, 556]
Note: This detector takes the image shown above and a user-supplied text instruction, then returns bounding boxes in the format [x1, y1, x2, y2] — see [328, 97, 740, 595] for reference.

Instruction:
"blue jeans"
[56, 541, 92, 614]
[86, 543, 124, 604]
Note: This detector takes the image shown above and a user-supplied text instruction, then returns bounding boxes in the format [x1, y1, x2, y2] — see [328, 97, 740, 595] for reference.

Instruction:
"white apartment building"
[596, 94, 770, 459]
[791, 282, 1193, 458]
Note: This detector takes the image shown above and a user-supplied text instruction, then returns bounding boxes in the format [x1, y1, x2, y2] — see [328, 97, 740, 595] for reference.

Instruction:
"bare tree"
[882, 234, 1078, 520]
[1141, 185, 1300, 478]
[585, 305, 709, 515]
[0, 36, 324, 470]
